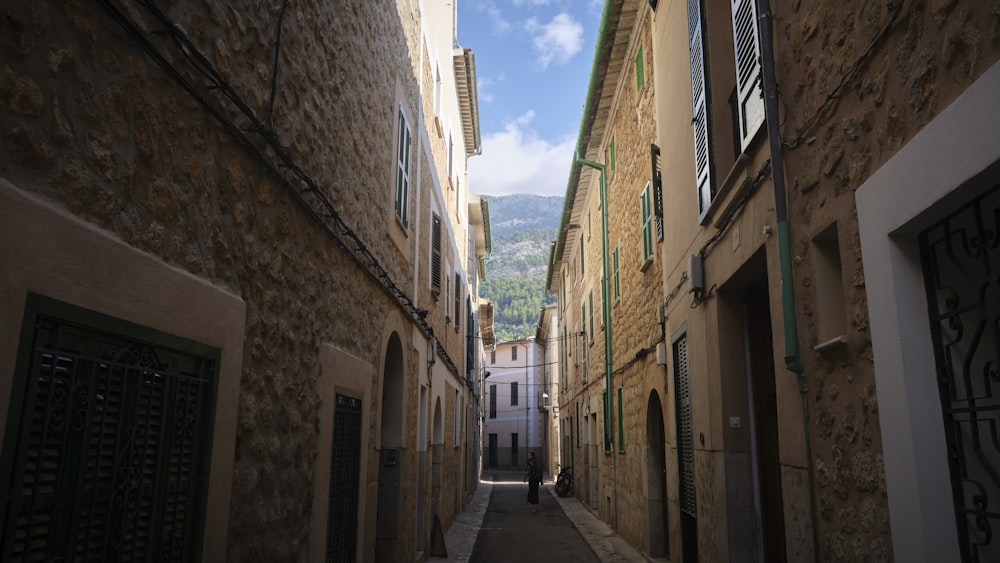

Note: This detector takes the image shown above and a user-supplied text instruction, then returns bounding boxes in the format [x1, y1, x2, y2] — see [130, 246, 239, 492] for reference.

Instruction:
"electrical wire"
[784, 1, 905, 149]
[97, 0, 462, 377]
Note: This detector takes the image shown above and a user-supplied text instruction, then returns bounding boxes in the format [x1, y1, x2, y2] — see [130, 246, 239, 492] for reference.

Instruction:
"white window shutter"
[687, 0, 712, 217]
[731, 0, 764, 150]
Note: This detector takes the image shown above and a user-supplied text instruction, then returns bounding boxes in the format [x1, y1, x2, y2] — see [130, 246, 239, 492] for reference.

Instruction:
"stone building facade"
[547, 0, 667, 555]
[548, 0, 1000, 562]
[0, 1, 488, 562]
[775, 1, 1000, 561]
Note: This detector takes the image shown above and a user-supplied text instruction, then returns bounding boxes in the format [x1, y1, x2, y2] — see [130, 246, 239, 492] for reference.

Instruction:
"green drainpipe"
[575, 153, 613, 450]
[758, 0, 819, 559]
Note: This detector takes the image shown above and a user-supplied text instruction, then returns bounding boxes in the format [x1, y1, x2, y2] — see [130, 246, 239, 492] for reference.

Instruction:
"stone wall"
[0, 0, 473, 561]
[776, 0, 1000, 560]
[599, 11, 665, 551]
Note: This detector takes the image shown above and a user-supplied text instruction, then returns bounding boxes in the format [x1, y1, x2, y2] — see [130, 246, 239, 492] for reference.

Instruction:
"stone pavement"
[429, 471, 655, 563]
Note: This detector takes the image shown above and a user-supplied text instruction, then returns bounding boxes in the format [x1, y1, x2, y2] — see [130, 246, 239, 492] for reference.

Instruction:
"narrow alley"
[432, 471, 652, 563]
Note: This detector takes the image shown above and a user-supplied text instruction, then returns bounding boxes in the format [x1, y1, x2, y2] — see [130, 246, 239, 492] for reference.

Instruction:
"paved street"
[469, 472, 600, 563]
[430, 471, 653, 563]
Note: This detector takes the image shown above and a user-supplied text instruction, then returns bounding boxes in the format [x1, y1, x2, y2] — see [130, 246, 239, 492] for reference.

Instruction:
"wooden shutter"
[395, 107, 411, 226]
[674, 334, 696, 517]
[687, 0, 713, 218]
[613, 246, 620, 300]
[431, 214, 442, 293]
[454, 273, 461, 323]
[731, 0, 764, 150]
[651, 144, 664, 242]
[641, 183, 653, 260]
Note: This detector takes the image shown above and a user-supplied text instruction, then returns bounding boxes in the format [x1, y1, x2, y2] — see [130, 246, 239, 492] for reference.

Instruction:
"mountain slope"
[481, 194, 562, 341]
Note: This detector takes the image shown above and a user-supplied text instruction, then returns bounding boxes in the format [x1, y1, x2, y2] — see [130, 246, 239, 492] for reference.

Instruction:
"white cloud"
[474, 0, 512, 34]
[512, 0, 553, 5]
[476, 72, 505, 104]
[524, 13, 583, 70]
[469, 112, 575, 197]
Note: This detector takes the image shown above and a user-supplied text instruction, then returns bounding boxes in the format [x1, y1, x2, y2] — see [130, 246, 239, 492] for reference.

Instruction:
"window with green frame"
[609, 136, 616, 171]
[580, 234, 585, 275]
[641, 182, 653, 261]
[588, 291, 594, 342]
[618, 387, 625, 452]
[613, 246, 620, 300]
[635, 45, 645, 89]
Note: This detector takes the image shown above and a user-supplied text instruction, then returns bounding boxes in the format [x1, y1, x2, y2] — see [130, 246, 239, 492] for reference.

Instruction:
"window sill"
[813, 334, 847, 352]
[395, 214, 409, 234]
[639, 257, 653, 272]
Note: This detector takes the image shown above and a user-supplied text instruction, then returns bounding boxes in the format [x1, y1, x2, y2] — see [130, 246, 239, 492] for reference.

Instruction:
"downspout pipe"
[575, 153, 613, 451]
[757, 0, 820, 559]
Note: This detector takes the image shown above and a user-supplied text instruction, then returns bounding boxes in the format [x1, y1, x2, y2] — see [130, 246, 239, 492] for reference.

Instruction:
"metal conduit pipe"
[756, 0, 820, 559]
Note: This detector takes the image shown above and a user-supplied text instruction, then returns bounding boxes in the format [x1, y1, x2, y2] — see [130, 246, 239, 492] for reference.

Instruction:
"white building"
[483, 338, 548, 471]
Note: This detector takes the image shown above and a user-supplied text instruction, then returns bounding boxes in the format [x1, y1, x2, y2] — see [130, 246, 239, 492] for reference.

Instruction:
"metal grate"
[673, 335, 697, 517]
[326, 394, 363, 563]
[1, 298, 216, 562]
[920, 183, 1000, 563]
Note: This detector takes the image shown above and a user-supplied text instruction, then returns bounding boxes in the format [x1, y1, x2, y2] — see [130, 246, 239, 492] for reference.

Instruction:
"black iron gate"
[0, 295, 217, 562]
[326, 393, 362, 562]
[921, 183, 1000, 563]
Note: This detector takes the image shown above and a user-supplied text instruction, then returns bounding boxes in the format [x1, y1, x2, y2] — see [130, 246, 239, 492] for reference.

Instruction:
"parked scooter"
[554, 466, 573, 497]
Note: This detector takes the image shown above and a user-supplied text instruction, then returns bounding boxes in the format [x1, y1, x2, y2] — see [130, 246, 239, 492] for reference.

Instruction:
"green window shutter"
[610, 136, 616, 171]
[731, 0, 765, 150]
[580, 235, 585, 275]
[618, 387, 625, 453]
[635, 45, 645, 89]
[588, 291, 594, 342]
[641, 184, 653, 260]
[613, 246, 620, 300]
[687, 0, 713, 219]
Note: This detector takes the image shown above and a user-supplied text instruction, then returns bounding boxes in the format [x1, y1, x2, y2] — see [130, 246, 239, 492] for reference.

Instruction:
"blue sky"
[458, 0, 603, 197]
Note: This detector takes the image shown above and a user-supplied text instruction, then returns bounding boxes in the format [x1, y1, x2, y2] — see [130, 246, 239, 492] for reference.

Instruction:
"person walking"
[523, 451, 543, 513]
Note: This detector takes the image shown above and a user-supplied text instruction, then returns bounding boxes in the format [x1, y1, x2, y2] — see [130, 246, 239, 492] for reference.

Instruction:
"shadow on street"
[468, 471, 600, 563]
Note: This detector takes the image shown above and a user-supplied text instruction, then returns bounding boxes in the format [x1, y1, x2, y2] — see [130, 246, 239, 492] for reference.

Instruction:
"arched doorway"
[431, 397, 444, 519]
[646, 391, 669, 557]
[375, 333, 404, 563]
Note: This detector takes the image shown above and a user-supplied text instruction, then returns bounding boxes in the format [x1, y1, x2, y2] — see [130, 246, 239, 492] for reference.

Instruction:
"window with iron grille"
[0, 294, 218, 562]
[395, 106, 411, 226]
